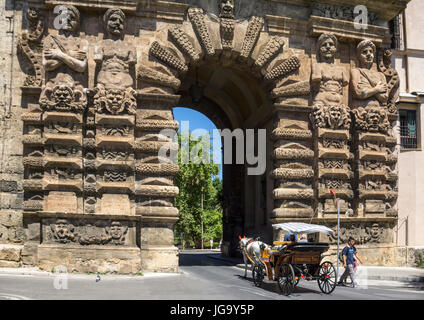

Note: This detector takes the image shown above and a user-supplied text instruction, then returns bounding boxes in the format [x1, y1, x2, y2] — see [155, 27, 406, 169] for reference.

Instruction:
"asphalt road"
[0, 251, 422, 300]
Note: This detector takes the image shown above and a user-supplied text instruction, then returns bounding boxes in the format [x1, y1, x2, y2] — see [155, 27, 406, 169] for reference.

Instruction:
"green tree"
[174, 132, 223, 248]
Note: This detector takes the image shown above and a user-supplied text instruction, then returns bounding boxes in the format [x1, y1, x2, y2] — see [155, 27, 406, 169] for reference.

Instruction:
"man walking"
[337, 237, 363, 287]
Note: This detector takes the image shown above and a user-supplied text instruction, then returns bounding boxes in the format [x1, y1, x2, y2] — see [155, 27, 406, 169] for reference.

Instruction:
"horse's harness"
[241, 238, 262, 264]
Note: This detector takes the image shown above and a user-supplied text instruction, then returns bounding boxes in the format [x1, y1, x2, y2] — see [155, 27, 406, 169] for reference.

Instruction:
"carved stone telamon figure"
[41, 5, 88, 112]
[351, 40, 388, 109]
[42, 5, 88, 81]
[311, 34, 350, 130]
[94, 9, 137, 115]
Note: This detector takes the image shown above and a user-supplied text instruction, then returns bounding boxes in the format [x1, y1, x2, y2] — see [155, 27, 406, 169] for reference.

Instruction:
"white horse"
[239, 236, 272, 278]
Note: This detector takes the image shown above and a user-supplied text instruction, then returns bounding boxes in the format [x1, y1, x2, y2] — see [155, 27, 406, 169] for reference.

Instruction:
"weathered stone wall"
[0, 0, 27, 267]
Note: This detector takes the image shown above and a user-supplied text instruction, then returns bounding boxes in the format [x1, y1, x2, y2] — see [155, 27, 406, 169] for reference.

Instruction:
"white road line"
[0, 293, 32, 300]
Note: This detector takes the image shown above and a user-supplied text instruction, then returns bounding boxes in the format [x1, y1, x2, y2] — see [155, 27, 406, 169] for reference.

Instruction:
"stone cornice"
[266, 0, 410, 21]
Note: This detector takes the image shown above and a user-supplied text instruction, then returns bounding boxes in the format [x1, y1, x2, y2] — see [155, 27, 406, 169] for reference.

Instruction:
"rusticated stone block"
[46, 192, 78, 213]
[0, 244, 22, 262]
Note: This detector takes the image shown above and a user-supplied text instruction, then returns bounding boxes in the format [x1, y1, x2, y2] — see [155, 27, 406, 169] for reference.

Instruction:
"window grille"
[400, 109, 418, 149]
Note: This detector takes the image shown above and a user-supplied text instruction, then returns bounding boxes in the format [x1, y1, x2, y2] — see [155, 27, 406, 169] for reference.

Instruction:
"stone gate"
[0, 0, 410, 272]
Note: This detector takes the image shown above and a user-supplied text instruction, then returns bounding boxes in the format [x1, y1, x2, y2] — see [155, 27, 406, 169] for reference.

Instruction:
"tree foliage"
[174, 132, 223, 248]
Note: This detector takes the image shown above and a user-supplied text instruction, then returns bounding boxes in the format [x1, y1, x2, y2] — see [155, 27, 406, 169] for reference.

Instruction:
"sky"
[173, 107, 223, 180]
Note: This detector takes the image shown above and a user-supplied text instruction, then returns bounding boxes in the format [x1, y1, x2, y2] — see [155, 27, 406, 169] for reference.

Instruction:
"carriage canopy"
[272, 222, 334, 235]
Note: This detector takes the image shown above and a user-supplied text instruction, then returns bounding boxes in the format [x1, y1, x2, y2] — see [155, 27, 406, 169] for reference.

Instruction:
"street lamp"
[330, 189, 340, 282]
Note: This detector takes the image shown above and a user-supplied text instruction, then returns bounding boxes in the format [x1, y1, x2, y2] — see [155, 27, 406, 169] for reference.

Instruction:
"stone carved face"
[319, 37, 337, 61]
[367, 108, 382, 129]
[371, 223, 380, 239]
[220, 0, 235, 18]
[105, 90, 125, 113]
[60, 6, 80, 33]
[51, 219, 74, 242]
[106, 11, 125, 36]
[109, 222, 123, 240]
[358, 44, 375, 68]
[52, 85, 73, 108]
[328, 105, 342, 123]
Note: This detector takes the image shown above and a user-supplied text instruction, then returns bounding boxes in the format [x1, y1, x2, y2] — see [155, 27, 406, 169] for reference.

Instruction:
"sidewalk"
[0, 267, 181, 279]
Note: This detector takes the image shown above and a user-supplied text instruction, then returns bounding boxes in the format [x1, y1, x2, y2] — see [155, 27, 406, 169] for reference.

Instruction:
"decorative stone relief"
[255, 37, 285, 69]
[188, 8, 215, 56]
[39, 73, 86, 113]
[94, 87, 136, 115]
[327, 222, 391, 245]
[377, 48, 400, 115]
[47, 219, 128, 246]
[264, 56, 301, 81]
[311, 3, 378, 25]
[311, 34, 353, 215]
[240, 16, 264, 59]
[94, 9, 137, 118]
[168, 26, 200, 63]
[17, 8, 45, 87]
[150, 41, 188, 74]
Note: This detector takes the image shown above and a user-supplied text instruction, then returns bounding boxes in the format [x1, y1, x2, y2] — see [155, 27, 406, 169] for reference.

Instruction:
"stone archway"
[139, 7, 305, 258]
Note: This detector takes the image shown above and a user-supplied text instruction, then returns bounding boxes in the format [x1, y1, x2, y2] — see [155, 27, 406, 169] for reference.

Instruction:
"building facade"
[392, 0, 424, 263]
[0, 0, 415, 272]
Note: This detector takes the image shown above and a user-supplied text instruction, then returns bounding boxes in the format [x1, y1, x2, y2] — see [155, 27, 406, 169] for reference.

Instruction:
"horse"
[238, 236, 272, 278]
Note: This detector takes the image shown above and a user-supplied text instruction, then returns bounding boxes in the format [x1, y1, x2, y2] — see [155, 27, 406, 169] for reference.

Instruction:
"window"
[389, 16, 402, 50]
[399, 109, 418, 149]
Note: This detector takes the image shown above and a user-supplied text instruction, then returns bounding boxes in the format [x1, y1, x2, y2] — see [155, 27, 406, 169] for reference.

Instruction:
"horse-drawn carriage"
[239, 222, 337, 296]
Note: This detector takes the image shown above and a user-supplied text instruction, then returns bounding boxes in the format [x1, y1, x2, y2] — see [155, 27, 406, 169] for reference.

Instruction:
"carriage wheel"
[252, 264, 265, 287]
[278, 263, 295, 296]
[317, 261, 336, 294]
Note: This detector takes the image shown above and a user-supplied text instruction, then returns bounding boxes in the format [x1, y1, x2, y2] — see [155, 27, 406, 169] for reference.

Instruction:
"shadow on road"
[179, 252, 242, 267]
[236, 274, 323, 296]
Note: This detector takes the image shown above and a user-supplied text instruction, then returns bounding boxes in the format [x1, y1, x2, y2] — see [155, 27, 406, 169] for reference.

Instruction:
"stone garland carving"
[168, 26, 200, 63]
[220, 18, 235, 51]
[240, 16, 264, 59]
[264, 56, 301, 81]
[188, 8, 215, 56]
[150, 41, 188, 74]
[254, 36, 285, 69]
[311, 3, 378, 25]
[17, 7, 45, 87]
[377, 48, 400, 114]
[138, 65, 181, 90]
[49, 219, 128, 245]
[271, 81, 311, 98]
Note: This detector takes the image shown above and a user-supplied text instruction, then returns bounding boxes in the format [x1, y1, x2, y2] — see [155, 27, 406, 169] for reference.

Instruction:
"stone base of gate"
[37, 244, 142, 274]
[140, 246, 179, 273]
[321, 244, 421, 267]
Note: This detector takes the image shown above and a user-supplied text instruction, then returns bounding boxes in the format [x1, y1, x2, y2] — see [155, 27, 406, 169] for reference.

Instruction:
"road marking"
[0, 293, 32, 300]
